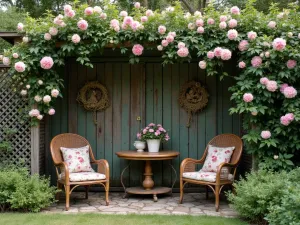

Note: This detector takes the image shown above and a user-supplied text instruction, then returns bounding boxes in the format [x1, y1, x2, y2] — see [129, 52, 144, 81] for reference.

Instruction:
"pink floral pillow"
[201, 145, 235, 172]
[60, 145, 93, 173]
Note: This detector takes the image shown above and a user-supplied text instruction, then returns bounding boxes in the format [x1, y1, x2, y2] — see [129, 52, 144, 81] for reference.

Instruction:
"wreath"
[178, 81, 209, 127]
[77, 81, 110, 125]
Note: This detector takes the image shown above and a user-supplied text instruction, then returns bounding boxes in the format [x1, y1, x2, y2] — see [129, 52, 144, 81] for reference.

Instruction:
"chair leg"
[206, 186, 209, 200]
[85, 186, 89, 199]
[65, 185, 70, 211]
[56, 182, 63, 200]
[215, 185, 220, 212]
[179, 178, 184, 204]
[105, 181, 109, 206]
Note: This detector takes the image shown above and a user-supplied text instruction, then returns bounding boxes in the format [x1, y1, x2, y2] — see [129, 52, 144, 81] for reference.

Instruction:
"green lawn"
[0, 213, 248, 225]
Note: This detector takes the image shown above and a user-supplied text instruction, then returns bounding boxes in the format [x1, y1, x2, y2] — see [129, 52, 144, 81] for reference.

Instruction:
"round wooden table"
[116, 150, 180, 202]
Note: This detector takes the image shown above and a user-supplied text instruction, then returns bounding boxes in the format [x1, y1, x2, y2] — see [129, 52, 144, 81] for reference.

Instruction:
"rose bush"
[0, 0, 299, 170]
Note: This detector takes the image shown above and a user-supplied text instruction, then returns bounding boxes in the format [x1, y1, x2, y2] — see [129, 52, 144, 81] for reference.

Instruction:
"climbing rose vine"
[1, 0, 300, 171]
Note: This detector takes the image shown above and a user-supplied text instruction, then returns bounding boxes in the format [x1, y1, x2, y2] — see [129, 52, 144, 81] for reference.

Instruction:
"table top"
[115, 151, 180, 160]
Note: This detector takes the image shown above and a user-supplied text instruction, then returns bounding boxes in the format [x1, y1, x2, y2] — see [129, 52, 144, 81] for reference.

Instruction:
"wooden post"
[31, 124, 40, 174]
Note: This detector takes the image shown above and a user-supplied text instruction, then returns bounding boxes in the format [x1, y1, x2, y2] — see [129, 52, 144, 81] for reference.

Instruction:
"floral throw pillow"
[60, 145, 93, 173]
[201, 145, 235, 172]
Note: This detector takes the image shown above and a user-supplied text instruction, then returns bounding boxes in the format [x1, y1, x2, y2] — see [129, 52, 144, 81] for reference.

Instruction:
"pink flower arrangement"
[272, 38, 286, 51]
[134, 2, 141, 8]
[199, 60, 206, 69]
[243, 93, 254, 103]
[261, 130, 271, 139]
[280, 83, 289, 93]
[196, 19, 204, 27]
[161, 40, 168, 47]
[219, 22, 227, 29]
[214, 47, 223, 58]
[49, 27, 58, 36]
[132, 44, 144, 56]
[84, 7, 94, 15]
[280, 113, 294, 126]
[177, 47, 189, 57]
[260, 77, 269, 85]
[230, 6, 240, 15]
[247, 31, 257, 40]
[40, 56, 54, 70]
[178, 42, 186, 48]
[227, 29, 238, 40]
[141, 16, 148, 22]
[220, 15, 227, 22]
[268, 21, 276, 29]
[283, 86, 297, 98]
[14, 61, 26, 72]
[137, 123, 170, 142]
[238, 40, 249, 51]
[207, 18, 215, 25]
[266, 80, 278, 92]
[220, 49, 232, 60]
[158, 25, 166, 34]
[48, 108, 55, 115]
[17, 23, 24, 31]
[77, 19, 88, 31]
[207, 51, 215, 59]
[251, 56, 262, 68]
[2, 57, 10, 66]
[12, 53, 19, 59]
[228, 19, 238, 28]
[197, 27, 204, 33]
[238, 61, 246, 68]
[287, 60, 297, 69]
[44, 33, 51, 41]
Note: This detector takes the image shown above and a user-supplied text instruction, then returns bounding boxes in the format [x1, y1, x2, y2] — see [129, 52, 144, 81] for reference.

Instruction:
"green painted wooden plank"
[77, 65, 87, 138]
[121, 63, 131, 187]
[145, 63, 154, 124]
[68, 63, 78, 133]
[222, 76, 234, 134]
[60, 66, 68, 134]
[162, 64, 172, 186]
[96, 63, 105, 161]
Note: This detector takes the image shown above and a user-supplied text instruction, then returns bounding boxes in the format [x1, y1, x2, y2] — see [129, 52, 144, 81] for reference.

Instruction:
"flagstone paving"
[43, 192, 238, 217]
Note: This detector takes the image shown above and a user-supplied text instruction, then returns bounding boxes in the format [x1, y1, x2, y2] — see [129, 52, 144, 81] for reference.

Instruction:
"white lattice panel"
[0, 68, 31, 168]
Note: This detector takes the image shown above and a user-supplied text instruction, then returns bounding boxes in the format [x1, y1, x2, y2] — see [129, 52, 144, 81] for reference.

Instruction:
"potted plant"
[137, 123, 170, 153]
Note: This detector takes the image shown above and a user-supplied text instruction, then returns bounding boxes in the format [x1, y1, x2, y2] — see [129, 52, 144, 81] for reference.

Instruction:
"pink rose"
[168, 32, 176, 37]
[143, 129, 147, 134]
[40, 56, 54, 70]
[196, 19, 204, 27]
[161, 40, 168, 47]
[214, 47, 223, 58]
[93, 6, 102, 14]
[166, 35, 174, 43]
[44, 33, 52, 41]
[280, 83, 289, 93]
[221, 49, 232, 60]
[132, 44, 144, 56]
[48, 108, 55, 115]
[280, 115, 290, 126]
[51, 89, 59, 98]
[43, 95, 51, 103]
[148, 123, 155, 126]
[17, 23, 24, 31]
[197, 27, 205, 34]
[228, 19, 238, 28]
[77, 19, 88, 31]
[146, 10, 154, 17]
[130, 21, 141, 32]
[283, 86, 297, 98]
[238, 61, 246, 68]
[64, 4, 72, 13]
[220, 15, 227, 22]
[207, 18, 215, 25]
[287, 60, 297, 69]
[286, 113, 294, 121]
[207, 51, 215, 59]
[149, 129, 154, 132]
[29, 109, 40, 117]
[227, 29, 238, 40]
[123, 16, 133, 25]
[100, 13, 107, 19]
[266, 80, 278, 92]
[178, 42, 185, 48]
[110, 19, 119, 29]
[141, 16, 148, 23]
[199, 60, 206, 69]
[251, 56, 262, 68]
[12, 53, 19, 59]
[158, 25, 166, 34]
[230, 6, 240, 15]
[157, 45, 163, 51]
[66, 10, 75, 18]
[260, 77, 269, 85]
[243, 93, 254, 103]
[219, 21, 227, 29]
[134, 2, 141, 8]
[14, 61, 26, 72]
[261, 131, 271, 139]
[247, 31, 257, 40]
[2, 57, 10, 66]
[177, 47, 189, 57]
[268, 21, 276, 29]
[188, 23, 195, 30]
[265, 51, 270, 58]
[49, 27, 58, 36]
[84, 7, 94, 15]
[120, 11, 128, 17]
[238, 40, 249, 51]
[272, 38, 286, 51]
[137, 133, 141, 139]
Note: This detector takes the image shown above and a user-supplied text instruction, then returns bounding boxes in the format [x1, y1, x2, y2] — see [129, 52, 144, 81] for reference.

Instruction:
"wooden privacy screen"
[45, 56, 241, 188]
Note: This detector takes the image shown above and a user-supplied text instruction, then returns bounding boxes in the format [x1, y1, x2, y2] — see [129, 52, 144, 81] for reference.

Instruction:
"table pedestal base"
[124, 187, 172, 202]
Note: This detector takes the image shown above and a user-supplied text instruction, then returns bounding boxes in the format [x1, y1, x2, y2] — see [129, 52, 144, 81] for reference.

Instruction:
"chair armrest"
[92, 159, 110, 179]
[180, 158, 205, 174]
[55, 162, 70, 184]
[216, 162, 237, 181]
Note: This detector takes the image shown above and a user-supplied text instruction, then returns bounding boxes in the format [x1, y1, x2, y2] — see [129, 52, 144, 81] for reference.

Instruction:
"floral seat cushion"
[183, 169, 234, 182]
[201, 145, 235, 172]
[60, 172, 106, 182]
[60, 145, 93, 173]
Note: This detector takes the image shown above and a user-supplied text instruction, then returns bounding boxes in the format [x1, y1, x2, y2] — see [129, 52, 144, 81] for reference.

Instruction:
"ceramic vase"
[146, 139, 161, 153]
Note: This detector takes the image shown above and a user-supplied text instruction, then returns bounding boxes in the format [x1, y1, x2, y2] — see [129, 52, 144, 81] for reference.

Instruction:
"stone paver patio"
[43, 192, 238, 217]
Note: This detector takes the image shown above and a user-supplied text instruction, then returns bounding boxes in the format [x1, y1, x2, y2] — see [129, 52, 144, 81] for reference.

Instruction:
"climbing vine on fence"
[1, 0, 300, 170]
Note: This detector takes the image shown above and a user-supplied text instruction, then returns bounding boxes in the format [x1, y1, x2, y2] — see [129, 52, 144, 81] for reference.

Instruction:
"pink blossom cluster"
[280, 83, 289, 93]
[283, 86, 297, 98]
[29, 109, 40, 118]
[71, 34, 81, 44]
[247, 31, 257, 40]
[48, 108, 55, 115]
[261, 130, 271, 139]
[177, 47, 189, 58]
[227, 29, 238, 40]
[120, 11, 128, 17]
[110, 19, 120, 32]
[228, 19, 238, 28]
[134, 2, 141, 8]
[243, 93, 254, 103]
[260, 77, 269, 85]
[93, 6, 102, 14]
[158, 25, 166, 34]
[230, 6, 240, 15]
[207, 18, 215, 25]
[77, 19, 88, 31]
[272, 38, 286, 51]
[268, 21, 276, 29]
[14, 61, 26, 72]
[146, 10, 154, 17]
[196, 19, 204, 27]
[122, 16, 143, 31]
[44, 33, 51, 41]
[266, 80, 278, 92]
[54, 14, 66, 27]
[238, 61, 246, 68]
[84, 7, 94, 16]
[141, 16, 148, 23]
[211, 47, 232, 60]
[132, 44, 144, 56]
[100, 13, 107, 19]
[219, 21, 227, 29]
[220, 15, 228, 22]
[49, 27, 58, 36]
[251, 56, 262, 68]
[12, 53, 19, 59]
[40, 56, 54, 70]
[64, 4, 76, 17]
[43, 95, 51, 103]
[207, 51, 214, 59]
[197, 27, 205, 34]
[17, 23, 24, 31]
[51, 89, 59, 98]
[280, 113, 294, 126]
[2, 57, 10, 66]
[138, 123, 170, 141]
[286, 60, 297, 69]
[188, 23, 195, 30]
[199, 61, 206, 69]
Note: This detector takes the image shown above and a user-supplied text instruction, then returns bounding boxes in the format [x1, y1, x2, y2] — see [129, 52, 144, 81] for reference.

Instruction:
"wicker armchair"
[50, 133, 110, 211]
[179, 134, 243, 211]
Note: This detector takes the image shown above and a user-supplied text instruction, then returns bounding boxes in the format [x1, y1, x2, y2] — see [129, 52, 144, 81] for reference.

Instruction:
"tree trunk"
[180, 0, 194, 13]
[143, 0, 148, 8]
